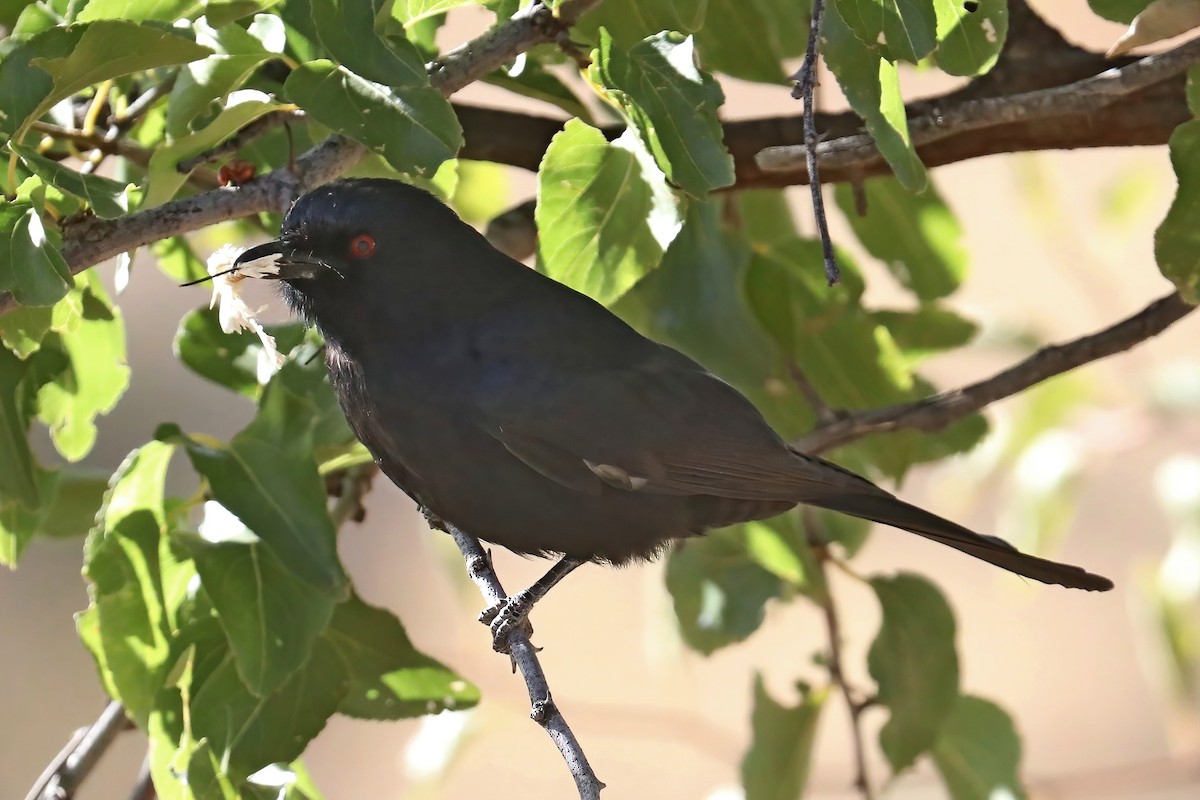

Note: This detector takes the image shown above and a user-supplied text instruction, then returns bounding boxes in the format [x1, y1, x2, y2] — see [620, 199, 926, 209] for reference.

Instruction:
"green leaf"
[1155, 119, 1200, 302]
[166, 18, 276, 138]
[1087, 0, 1151, 24]
[694, 0, 808, 83]
[0, 304, 53, 359]
[1, 202, 72, 307]
[591, 30, 734, 197]
[932, 695, 1026, 800]
[575, 0, 708, 46]
[0, 21, 211, 140]
[146, 94, 281, 207]
[76, 0, 203, 22]
[1, 466, 108, 565]
[327, 593, 480, 719]
[0, 345, 40, 526]
[80, 441, 190, 723]
[823, 3, 927, 191]
[666, 525, 783, 654]
[12, 144, 133, 219]
[835, 0, 938, 63]
[165, 379, 349, 598]
[869, 573, 959, 773]
[874, 305, 978, 363]
[735, 189, 798, 245]
[36, 274, 130, 461]
[174, 306, 306, 398]
[742, 513, 820, 591]
[152, 236, 208, 283]
[834, 176, 967, 300]
[184, 512, 336, 697]
[535, 119, 680, 305]
[486, 61, 593, 123]
[932, 0, 1007, 77]
[391, 0, 475, 25]
[206, 0, 283, 28]
[311, 0, 428, 86]
[742, 675, 826, 800]
[285, 60, 462, 177]
[613, 199, 810, 439]
[189, 641, 349, 781]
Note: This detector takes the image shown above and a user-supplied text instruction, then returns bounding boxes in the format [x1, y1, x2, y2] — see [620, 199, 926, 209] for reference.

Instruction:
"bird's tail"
[808, 492, 1113, 592]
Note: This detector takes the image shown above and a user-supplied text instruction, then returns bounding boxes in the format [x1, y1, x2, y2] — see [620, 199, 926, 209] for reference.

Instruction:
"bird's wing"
[478, 348, 872, 501]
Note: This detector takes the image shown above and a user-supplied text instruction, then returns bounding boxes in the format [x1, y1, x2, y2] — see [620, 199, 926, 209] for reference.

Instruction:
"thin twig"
[790, 0, 839, 285]
[795, 290, 1197, 455]
[758, 34, 1200, 176]
[805, 509, 874, 800]
[176, 111, 305, 173]
[428, 514, 605, 800]
[787, 359, 836, 424]
[28, 701, 130, 800]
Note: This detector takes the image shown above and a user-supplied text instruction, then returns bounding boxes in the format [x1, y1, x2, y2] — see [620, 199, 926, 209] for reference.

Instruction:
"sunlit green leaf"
[174, 306, 306, 398]
[207, 0, 284, 28]
[12, 145, 133, 218]
[666, 525, 783, 654]
[694, 0, 797, 83]
[285, 60, 462, 177]
[536, 119, 681, 305]
[328, 593, 480, 719]
[1155, 119, 1200, 302]
[591, 30, 734, 197]
[575, 0, 708, 46]
[932, 695, 1027, 800]
[163, 379, 349, 598]
[391, 0, 475, 25]
[311, 0, 427, 86]
[742, 675, 826, 800]
[147, 94, 282, 206]
[823, 3, 927, 191]
[0, 21, 210, 140]
[835, 177, 967, 300]
[35, 274, 130, 461]
[166, 18, 276, 138]
[189, 641, 349, 780]
[184, 516, 336, 697]
[869, 573, 959, 773]
[835, 0, 938, 63]
[1, 201, 72, 307]
[874, 306, 978, 363]
[76, 0, 202, 22]
[80, 441, 190, 724]
[152, 237, 208, 283]
[932, 0, 1007, 76]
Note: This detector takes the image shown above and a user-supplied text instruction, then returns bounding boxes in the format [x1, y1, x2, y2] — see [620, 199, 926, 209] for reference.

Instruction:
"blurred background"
[4, 1, 1200, 798]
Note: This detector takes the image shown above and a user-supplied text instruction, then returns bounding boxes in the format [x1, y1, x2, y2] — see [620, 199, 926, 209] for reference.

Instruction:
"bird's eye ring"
[349, 234, 376, 259]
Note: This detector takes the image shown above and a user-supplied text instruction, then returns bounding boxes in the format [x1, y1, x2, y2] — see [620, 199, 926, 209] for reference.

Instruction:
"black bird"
[234, 178, 1112, 646]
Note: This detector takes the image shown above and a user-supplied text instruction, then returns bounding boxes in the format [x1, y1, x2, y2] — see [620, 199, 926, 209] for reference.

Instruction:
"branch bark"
[26, 701, 130, 800]
[432, 516, 606, 800]
[794, 290, 1198, 455]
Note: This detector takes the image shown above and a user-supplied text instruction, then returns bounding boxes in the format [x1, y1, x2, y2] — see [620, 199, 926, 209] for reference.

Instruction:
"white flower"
[205, 244, 284, 378]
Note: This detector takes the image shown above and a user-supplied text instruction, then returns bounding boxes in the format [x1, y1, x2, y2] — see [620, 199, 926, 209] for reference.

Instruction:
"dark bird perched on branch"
[234, 178, 1113, 648]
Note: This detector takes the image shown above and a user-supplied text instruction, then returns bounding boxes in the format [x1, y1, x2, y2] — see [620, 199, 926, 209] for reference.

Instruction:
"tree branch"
[27, 701, 130, 800]
[0, 0, 604, 315]
[795, 290, 1198, 455]
[755, 35, 1200, 177]
[429, 515, 605, 800]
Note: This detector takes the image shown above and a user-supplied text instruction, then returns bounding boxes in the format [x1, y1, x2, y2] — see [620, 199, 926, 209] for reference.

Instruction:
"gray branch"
[435, 518, 606, 800]
[795, 291, 1198, 455]
[755, 35, 1200, 176]
[26, 701, 130, 800]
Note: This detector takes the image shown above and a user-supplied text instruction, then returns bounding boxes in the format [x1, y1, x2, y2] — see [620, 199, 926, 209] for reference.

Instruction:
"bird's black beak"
[233, 239, 325, 281]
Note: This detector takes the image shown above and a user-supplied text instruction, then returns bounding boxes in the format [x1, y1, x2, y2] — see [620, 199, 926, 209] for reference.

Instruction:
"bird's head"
[233, 178, 482, 342]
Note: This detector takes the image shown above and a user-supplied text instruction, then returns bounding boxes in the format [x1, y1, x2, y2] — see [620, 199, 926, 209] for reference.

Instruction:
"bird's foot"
[479, 590, 536, 653]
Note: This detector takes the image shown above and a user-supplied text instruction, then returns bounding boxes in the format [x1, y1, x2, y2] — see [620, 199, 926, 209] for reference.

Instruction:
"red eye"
[349, 234, 376, 258]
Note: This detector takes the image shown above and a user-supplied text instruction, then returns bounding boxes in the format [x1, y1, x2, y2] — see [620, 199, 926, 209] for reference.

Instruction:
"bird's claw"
[480, 592, 535, 653]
